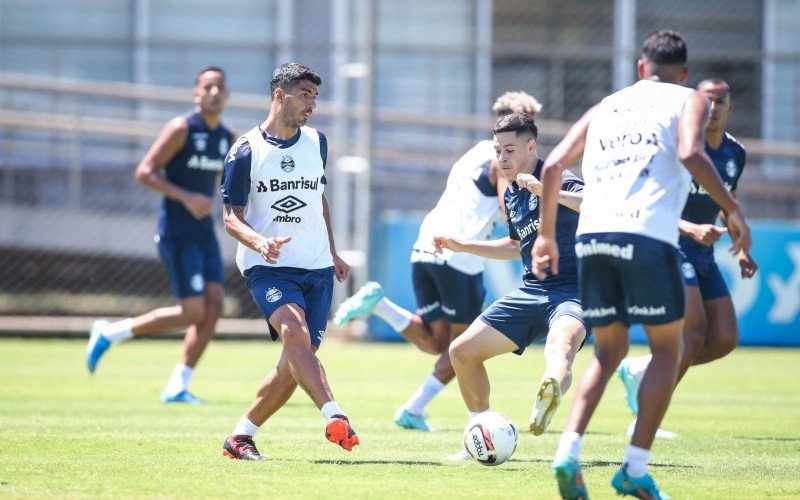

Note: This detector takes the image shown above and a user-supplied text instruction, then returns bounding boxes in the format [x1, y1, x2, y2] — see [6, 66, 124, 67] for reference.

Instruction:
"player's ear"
[677, 66, 689, 84]
[636, 59, 645, 79]
[274, 87, 285, 103]
[528, 138, 537, 156]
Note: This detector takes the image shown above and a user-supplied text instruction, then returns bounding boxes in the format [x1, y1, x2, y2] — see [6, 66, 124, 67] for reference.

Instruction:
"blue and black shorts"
[245, 265, 334, 347]
[576, 232, 685, 328]
[680, 243, 730, 301]
[411, 254, 485, 325]
[157, 235, 224, 298]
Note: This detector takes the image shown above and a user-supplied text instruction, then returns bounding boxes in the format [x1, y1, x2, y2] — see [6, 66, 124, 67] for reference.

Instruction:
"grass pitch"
[1, 337, 799, 499]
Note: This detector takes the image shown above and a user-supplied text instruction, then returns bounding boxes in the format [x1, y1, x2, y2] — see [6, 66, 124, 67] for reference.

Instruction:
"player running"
[86, 67, 234, 404]
[219, 62, 357, 461]
[333, 92, 542, 432]
[616, 78, 758, 436]
[533, 30, 751, 499]
[439, 112, 587, 459]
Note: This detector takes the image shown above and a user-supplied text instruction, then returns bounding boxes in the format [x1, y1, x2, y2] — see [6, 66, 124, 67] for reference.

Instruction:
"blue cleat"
[617, 359, 640, 415]
[611, 464, 669, 499]
[333, 282, 385, 325]
[161, 390, 205, 404]
[552, 456, 589, 499]
[394, 408, 432, 432]
[86, 320, 111, 374]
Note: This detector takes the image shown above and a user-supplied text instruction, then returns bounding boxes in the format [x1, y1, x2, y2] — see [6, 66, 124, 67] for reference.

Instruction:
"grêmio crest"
[281, 154, 296, 173]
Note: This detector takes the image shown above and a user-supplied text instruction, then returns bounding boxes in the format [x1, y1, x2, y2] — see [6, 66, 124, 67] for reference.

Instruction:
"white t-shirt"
[577, 79, 695, 246]
[412, 140, 502, 274]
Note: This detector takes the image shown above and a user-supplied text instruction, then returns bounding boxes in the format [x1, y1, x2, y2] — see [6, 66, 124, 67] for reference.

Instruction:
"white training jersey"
[577, 79, 694, 246]
[412, 140, 501, 275]
[234, 126, 333, 274]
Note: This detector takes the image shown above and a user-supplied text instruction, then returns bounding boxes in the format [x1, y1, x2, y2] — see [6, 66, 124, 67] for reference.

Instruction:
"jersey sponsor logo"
[682, 262, 696, 279]
[272, 195, 307, 213]
[187, 155, 224, 172]
[442, 305, 456, 317]
[575, 239, 634, 260]
[599, 131, 659, 151]
[192, 132, 208, 152]
[317, 330, 325, 343]
[281, 154, 296, 173]
[689, 180, 733, 195]
[528, 194, 538, 211]
[517, 218, 541, 240]
[273, 214, 302, 223]
[190, 273, 204, 293]
[266, 287, 283, 303]
[219, 137, 229, 156]
[627, 304, 667, 316]
[256, 177, 320, 192]
[725, 159, 738, 178]
[583, 306, 617, 318]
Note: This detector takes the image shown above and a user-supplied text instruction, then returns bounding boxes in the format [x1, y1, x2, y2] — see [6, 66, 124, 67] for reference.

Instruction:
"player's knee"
[449, 340, 470, 366]
[709, 325, 739, 359]
[180, 301, 206, 325]
[204, 297, 223, 323]
[280, 323, 312, 352]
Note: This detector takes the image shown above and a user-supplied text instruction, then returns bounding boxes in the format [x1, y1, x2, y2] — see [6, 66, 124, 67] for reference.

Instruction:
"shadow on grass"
[734, 436, 800, 442]
[312, 459, 444, 466]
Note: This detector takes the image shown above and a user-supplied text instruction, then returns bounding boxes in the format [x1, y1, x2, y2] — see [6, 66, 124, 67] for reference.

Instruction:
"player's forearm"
[136, 168, 192, 204]
[457, 238, 519, 260]
[556, 189, 582, 213]
[678, 219, 696, 237]
[222, 205, 266, 253]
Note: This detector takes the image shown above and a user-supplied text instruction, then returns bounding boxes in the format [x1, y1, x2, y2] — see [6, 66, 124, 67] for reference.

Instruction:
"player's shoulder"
[300, 125, 323, 139]
[723, 132, 746, 154]
[225, 135, 252, 165]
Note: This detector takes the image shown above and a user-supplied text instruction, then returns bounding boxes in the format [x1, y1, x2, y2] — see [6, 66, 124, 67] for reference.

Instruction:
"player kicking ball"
[438, 112, 587, 459]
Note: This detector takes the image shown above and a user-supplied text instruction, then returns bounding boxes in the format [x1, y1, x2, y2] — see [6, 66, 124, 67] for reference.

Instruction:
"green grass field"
[1, 338, 799, 499]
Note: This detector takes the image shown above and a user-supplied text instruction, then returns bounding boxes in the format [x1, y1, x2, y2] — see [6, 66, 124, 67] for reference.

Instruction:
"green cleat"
[394, 408, 433, 432]
[333, 282, 385, 325]
[553, 456, 589, 499]
[611, 465, 669, 499]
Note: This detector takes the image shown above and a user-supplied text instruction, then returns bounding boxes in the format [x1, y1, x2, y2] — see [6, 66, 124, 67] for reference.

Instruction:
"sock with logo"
[402, 374, 446, 415]
[623, 444, 650, 477]
[372, 297, 413, 332]
[321, 401, 346, 421]
[102, 318, 134, 343]
[232, 416, 260, 437]
[554, 431, 583, 462]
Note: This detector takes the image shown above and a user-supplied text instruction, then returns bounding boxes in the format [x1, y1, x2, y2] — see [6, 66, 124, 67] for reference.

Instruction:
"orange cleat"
[325, 414, 360, 451]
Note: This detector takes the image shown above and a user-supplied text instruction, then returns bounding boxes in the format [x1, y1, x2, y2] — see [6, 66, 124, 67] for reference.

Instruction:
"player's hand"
[258, 236, 292, 264]
[738, 250, 758, 279]
[531, 235, 559, 280]
[332, 253, 350, 282]
[725, 209, 751, 256]
[432, 236, 461, 254]
[516, 173, 542, 196]
[182, 192, 213, 219]
[691, 223, 727, 246]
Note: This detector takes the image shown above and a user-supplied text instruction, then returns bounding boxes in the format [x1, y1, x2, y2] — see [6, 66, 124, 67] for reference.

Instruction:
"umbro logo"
[271, 195, 307, 214]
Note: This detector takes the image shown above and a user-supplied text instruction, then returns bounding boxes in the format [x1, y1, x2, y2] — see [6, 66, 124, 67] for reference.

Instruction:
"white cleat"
[443, 449, 472, 461]
[626, 418, 678, 439]
[529, 377, 561, 436]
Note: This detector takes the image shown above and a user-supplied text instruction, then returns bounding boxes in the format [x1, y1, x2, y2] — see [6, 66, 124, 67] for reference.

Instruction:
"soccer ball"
[463, 411, 518, 466]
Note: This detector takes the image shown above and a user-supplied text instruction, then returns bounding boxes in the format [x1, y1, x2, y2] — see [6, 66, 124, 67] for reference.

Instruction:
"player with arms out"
[436, 112, 587, 459]
[86, 66, 234, 404]
[533, 31, 751, 499]
[333, 92, 542, 432]
[616, 78, 758, 436]
[219, 62, 357, 461]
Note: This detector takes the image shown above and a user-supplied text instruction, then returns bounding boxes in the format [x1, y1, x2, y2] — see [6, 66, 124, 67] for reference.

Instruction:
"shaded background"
[0, 0, 798, 341]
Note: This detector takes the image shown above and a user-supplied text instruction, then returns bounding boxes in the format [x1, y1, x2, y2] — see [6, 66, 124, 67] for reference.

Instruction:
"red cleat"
[325, 414, 360, 451]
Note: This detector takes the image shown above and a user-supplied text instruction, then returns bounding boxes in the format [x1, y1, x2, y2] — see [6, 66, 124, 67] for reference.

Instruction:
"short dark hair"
[493, 112, 538, 140]
[697, 77, 732, 100]
[269, 62, 322, 96]
[195, 66, 225, 85]
[641, 30, 687, 65]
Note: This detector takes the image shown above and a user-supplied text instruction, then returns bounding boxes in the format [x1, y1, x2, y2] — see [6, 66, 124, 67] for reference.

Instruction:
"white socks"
[627, 355, 652, 381]
[163, 363, 193, 396]
[102, 318, 134, 343]
[403, 374, 446, 415]
[555, 431, 583, 462]
[232, 416, 260, 437]
[321, 401, 346, 421]
[372, 297, 413, 332]
[623, 444, 651, 477]
[468, 407, 490, 419]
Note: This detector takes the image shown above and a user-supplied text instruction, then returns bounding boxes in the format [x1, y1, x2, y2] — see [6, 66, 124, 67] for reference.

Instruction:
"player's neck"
[261, 116, 298, 140]
[706, 129, 724, 149]
[197, 109, 222, 129]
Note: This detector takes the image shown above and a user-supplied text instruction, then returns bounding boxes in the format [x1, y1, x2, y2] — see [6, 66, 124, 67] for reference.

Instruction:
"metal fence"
[0, 0, 799, 321]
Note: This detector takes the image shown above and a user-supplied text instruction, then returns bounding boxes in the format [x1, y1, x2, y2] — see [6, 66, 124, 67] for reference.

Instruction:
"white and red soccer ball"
[463, 411, 518, 466]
